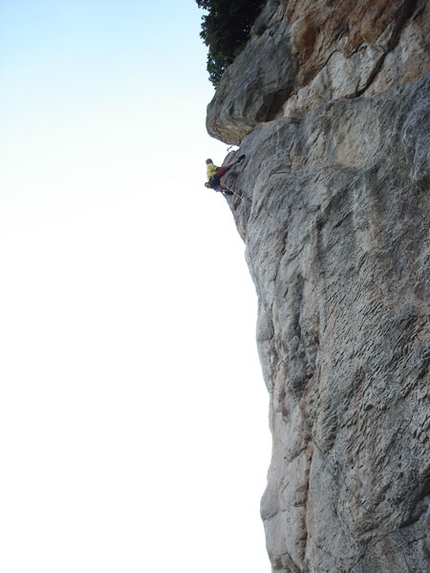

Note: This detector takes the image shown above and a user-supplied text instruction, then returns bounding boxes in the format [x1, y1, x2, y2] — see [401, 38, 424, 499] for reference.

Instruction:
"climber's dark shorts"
[208, 166, 229, 188]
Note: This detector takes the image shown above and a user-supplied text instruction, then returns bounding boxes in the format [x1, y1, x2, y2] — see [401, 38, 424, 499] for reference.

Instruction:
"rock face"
[205, 1, 430, 572]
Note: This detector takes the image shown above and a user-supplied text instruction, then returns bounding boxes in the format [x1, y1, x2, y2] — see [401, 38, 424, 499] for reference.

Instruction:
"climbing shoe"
[237, 154, 245, 164]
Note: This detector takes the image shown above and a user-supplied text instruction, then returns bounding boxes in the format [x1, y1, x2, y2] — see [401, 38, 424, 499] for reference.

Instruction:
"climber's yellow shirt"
[206, 163, 219, 180]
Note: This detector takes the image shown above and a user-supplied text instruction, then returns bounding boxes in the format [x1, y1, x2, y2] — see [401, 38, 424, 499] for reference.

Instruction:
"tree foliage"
[196, 0, 264, 87]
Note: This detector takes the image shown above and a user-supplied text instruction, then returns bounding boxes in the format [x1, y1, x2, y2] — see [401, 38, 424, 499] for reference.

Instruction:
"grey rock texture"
[207, 0, 430, 144]
[205, 1, 430, 571]
[206, 0, 294, 145]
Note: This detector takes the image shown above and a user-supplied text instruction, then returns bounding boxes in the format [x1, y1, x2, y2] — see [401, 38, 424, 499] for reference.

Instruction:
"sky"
[0, 1, 271, 572]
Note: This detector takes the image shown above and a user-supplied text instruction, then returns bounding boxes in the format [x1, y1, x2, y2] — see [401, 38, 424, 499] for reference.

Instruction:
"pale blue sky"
[0, 2, 270, 572]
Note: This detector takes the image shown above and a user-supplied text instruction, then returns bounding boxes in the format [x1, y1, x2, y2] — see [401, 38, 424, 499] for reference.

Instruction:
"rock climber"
[205, 155, 245, 196]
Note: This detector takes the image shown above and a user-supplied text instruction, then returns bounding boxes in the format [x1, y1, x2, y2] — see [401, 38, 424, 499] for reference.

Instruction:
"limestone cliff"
[205, 1, 430, 571]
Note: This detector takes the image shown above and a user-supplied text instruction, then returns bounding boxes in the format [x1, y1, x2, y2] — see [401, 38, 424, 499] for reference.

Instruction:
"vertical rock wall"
[205, 1, 430, 571]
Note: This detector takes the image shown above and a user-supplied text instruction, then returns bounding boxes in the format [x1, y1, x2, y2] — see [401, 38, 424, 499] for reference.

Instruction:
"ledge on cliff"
[207, 0, 430, 145]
